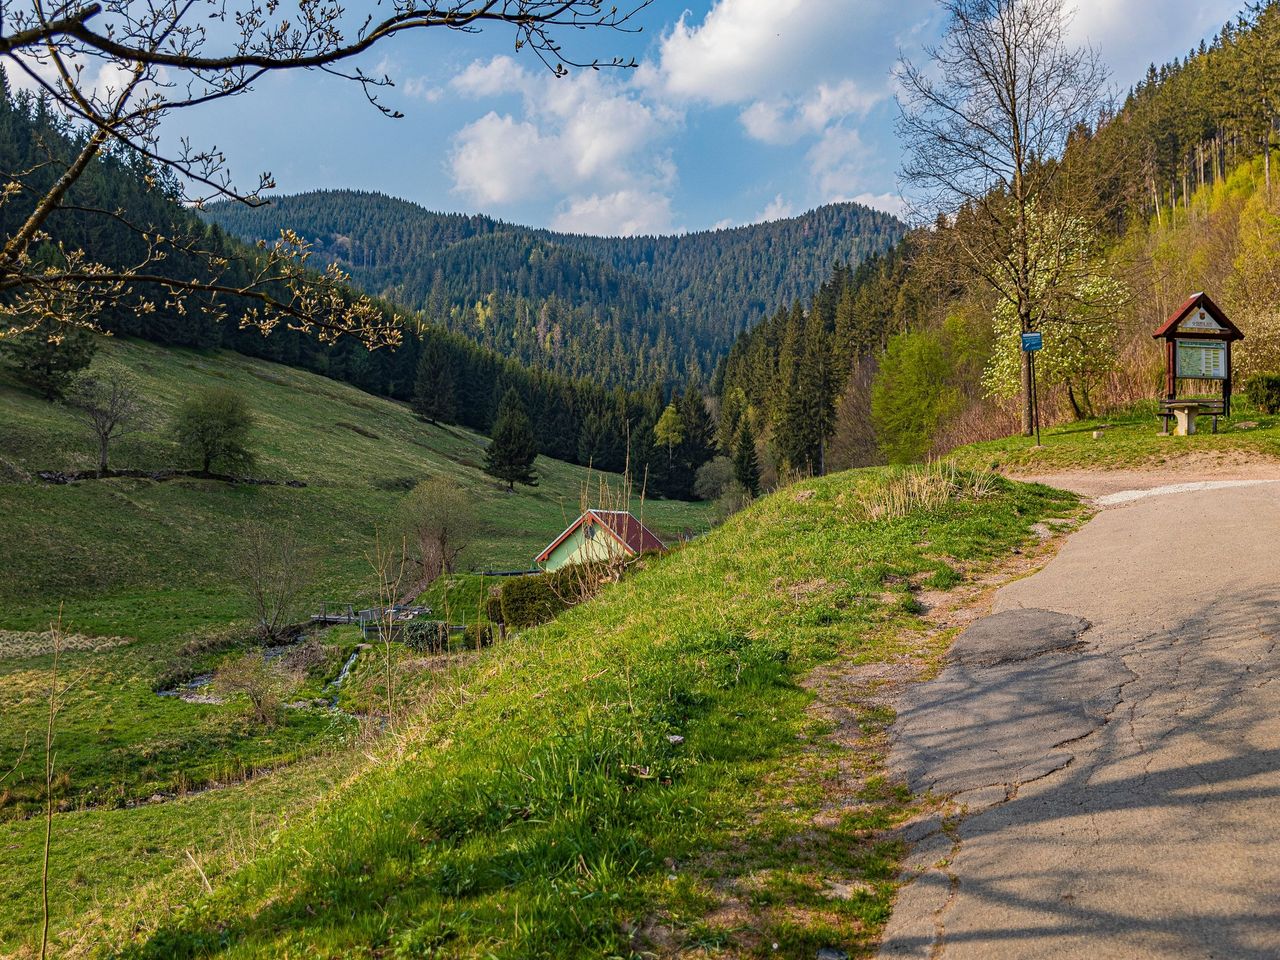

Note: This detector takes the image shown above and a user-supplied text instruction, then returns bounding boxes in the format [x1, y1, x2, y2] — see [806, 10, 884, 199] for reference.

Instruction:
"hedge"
[1244, 374, 1280, 415]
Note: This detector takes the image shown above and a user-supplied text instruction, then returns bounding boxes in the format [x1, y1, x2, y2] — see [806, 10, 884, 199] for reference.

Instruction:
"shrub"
[497, 571, 575, 629]
[693, 456, 735, 501]
[462, 623, 494, 649]
[214, 651, 298, 726]
[1244, 374, 1280, 414]
[401, 620, 452, 653]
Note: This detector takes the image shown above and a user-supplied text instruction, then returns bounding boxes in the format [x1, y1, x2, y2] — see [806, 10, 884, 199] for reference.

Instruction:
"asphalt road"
[879, 478, 1280, 959]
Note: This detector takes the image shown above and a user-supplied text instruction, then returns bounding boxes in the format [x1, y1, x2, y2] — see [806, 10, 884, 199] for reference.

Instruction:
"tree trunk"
[1066, 382, 1084, 420]
[1266, 126, 1273, 200]
[98, 435, 109, 478]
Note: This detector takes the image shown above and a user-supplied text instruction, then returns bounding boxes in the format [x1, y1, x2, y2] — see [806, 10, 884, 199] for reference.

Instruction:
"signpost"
[1151, 293, 1243, 435]
[1021, 331, 1043, 446]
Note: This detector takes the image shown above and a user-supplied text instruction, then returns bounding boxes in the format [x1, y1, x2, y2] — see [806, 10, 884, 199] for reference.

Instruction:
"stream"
[156, 631, 366, 712]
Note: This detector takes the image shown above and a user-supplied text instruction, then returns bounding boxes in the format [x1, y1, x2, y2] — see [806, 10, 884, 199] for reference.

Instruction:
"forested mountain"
[714, 2, 1280, 474]
[0, 74, 715, 498]
[202, 191, 905, 388]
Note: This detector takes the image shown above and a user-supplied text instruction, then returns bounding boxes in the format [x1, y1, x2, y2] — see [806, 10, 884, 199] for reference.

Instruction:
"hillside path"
[878, 468, 1280, 959]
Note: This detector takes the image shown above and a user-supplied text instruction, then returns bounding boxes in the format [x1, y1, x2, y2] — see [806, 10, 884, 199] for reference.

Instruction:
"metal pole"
[1031, 350, 1042, 447]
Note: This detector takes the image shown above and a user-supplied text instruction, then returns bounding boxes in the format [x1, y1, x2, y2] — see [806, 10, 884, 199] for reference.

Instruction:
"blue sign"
[1021, 331, 1043, 352]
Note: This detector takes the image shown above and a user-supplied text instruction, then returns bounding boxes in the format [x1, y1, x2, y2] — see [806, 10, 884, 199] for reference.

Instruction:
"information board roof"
[1152, 292, 1244, 341]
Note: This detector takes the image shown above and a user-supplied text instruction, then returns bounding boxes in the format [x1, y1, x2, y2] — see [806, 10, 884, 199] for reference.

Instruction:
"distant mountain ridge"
[202, 190, 905, 388]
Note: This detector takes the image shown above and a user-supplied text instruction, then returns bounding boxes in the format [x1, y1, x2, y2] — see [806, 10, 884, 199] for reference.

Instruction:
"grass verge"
[946, 403, 1280, 473]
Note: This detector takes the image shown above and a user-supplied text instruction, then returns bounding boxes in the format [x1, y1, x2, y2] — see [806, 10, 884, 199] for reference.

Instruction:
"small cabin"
[534, 510, 664, 572]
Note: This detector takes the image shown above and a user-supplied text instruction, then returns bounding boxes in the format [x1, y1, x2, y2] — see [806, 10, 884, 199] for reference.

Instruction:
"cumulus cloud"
[3, 50, 168, 104]
[450, 55, 528, 98]
[642, 0, 912, 208]
[851, 191, 907, 218]
[754, 194, 795, 223]
[806, 125, 875, 200]
[446, 57, 680, 234]
[645, 0, 855, 104]
[1065, 0, 1241, 87]
[552, 189, 675, 235]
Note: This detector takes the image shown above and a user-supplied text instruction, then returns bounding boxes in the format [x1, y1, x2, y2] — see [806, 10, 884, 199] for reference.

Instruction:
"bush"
[462, 623, 494, 650]
[497, 571, 575, 629]
[401, 620, 452, 653]
[214, 651, 298, 726]
[693, 456, 735, 501]
[1244, 374, 1280, 414]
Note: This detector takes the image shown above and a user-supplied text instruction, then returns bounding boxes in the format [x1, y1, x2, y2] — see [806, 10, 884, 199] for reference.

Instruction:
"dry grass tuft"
[850, 463, 997, 523]
[0, 630, 133, 660]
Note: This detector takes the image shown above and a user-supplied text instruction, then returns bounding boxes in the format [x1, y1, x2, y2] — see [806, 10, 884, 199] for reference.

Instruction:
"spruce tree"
[733, 421, 761, 497]
[411, 336, 457, 423]
[775, 306, 836, 475]
[485, 388, 538, 491]
[4, 321, 97, 401]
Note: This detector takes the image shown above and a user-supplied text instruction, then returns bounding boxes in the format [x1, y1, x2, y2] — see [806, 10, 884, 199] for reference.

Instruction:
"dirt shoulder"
[1010, 451, 1280, 498]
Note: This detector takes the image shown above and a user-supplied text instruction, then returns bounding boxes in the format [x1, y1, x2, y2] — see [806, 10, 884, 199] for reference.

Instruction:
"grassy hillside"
[61, 465, 1075, 959]
[0, 338, 709, 950]
[0, 336, 708, 637]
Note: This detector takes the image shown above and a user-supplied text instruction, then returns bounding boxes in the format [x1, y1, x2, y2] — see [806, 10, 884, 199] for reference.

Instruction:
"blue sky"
[156, 1, 1249, 233]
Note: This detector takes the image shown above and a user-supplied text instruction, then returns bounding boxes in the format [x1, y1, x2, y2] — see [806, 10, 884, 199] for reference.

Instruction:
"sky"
[11, 0, 1251, 235]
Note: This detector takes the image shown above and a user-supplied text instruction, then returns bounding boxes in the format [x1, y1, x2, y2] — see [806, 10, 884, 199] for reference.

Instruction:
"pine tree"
[411, 336, 457, 423]
[484, 388, 538, 491]
[733, 420, 761, 497]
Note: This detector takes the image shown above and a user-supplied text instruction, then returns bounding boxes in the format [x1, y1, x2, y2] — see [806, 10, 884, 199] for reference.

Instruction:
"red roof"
[535, 509, 665, 564]
[1152, 292, 1244, 341]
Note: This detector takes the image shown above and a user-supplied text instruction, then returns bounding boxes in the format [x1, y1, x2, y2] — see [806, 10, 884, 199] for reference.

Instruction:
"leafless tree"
[0, 1, 649, 346]
[214, 650, 296, 726]
[367, 532, 408, 722]
[64, 367, 147, 475]
[897, 0, 1109, 434]
[397, 477, 476, 599]
[234, 521, 310, 641]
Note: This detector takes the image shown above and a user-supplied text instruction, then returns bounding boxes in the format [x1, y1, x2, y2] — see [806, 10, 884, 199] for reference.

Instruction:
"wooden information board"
[1175, 339, 1228, 380]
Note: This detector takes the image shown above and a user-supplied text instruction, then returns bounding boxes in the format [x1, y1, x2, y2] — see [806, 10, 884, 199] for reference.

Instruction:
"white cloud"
[851, 191, 906, 218]
[3, 50, 168, 104]
[447, 58, 681, 233]
[754, 194, 795, 222]
[551, 190, 675, 236]
[740, 80, 886, 145]
[450, 112, 547, 205]
[807, 125, 874, 199]
[640, 0, 911, 210]
[645, 0, 856, 104]
[450, 55, 528, 98]
[1066, 1, 1240, 87]
[402, 76, 443, 103]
